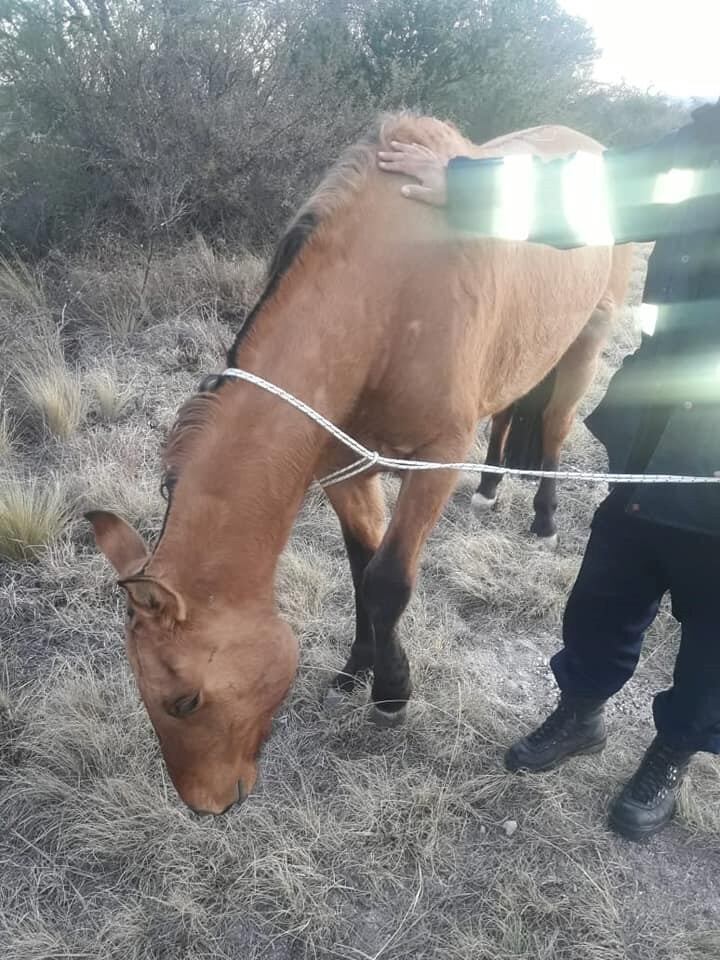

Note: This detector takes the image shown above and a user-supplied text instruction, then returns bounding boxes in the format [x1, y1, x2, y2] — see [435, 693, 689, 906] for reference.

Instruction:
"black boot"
[505, 694, 607, 772]
[608, 736, 693, 842]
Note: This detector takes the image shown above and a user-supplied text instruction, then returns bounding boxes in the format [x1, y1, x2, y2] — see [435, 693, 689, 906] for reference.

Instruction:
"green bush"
[0, 0, 689, 256]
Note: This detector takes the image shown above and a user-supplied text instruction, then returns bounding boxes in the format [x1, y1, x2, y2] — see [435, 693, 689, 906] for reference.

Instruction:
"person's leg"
[653, 527, 720, 753]
[553, 495, 667, 699]
[506, 494, 667, 772]
[610, 526, 720, 840]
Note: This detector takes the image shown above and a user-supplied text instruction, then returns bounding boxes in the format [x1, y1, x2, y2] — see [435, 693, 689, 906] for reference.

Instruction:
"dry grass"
[66, 237, 265, 342]
[179, 234, 266, 313]
[1, 245, 719, 959]
[16, 358, 86, 439]
[0, 256, 48, 316]
[73, 266, 151, 339]
[0, 475, 69, 560]
[85, 365, 136, 422]
[0, 389, 15, 456]
[434, 527, 581, 623]
[679, 754, 720, 836]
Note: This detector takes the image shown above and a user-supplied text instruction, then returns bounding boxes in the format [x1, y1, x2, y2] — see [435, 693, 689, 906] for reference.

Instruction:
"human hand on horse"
[378, 141, 449, 206]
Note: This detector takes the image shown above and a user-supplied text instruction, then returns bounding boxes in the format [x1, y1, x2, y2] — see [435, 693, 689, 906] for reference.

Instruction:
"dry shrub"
[0, 475, 69, 560]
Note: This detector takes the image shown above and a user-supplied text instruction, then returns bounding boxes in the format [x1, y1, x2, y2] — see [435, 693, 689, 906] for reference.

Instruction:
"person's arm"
[447, 134, 686, 247]
[379, 130, 720, 248]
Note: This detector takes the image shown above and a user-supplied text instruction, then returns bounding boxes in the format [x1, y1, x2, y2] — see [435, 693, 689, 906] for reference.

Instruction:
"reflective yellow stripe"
[562, 151, 614, 246]
[652, 168, 697, 205]
[637, 303, 658, 336]
[492, 154, 534, 241]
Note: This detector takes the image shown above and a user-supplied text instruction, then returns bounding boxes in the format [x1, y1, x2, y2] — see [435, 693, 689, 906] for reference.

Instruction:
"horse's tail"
[503, 368, 557, 470]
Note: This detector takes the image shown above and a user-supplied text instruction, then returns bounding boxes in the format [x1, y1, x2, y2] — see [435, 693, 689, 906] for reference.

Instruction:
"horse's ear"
[85, 511, 149, 579]
[119, 576, 188, 623]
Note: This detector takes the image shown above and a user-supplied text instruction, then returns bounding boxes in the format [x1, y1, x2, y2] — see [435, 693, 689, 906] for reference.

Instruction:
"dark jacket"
[446, 101, 720, 536]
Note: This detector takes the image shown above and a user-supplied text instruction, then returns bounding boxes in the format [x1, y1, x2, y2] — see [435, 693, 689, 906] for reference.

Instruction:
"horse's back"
[473, 124, 605, 160]
[358, 117, 621, 419]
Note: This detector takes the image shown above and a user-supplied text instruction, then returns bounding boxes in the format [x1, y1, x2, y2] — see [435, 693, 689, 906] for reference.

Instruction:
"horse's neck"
[151, 305, 360, 604]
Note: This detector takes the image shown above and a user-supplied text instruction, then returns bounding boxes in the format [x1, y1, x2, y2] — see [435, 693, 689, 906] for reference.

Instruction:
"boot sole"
[608, 807, 675, 843]
[505, 737, 607, 773]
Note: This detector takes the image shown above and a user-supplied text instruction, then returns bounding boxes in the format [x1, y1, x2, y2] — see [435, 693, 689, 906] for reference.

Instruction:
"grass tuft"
[85, 366, 136, 422]
[0, 476, 69, 560]
[0, 256, 47, 315]
[16, 358, 85, 439]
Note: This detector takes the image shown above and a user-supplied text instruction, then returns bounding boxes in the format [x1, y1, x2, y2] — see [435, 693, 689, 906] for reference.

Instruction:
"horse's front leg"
[325, 473, 386, 693]
[364, 457, 467, 725]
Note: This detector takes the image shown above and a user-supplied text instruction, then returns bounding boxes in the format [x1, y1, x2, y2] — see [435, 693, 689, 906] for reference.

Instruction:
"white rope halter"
[221, 368, 720, 489]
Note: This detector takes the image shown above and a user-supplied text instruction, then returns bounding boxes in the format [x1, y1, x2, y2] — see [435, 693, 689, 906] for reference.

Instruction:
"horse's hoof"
[369, 704, 408, 728]
[471, 491, 497, 516]
[534, 533, 558, 552]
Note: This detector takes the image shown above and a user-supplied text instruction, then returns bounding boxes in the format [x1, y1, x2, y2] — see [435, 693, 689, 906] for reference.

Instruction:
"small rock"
[502, 820, 518, 837]
[323, 687, 348, 716]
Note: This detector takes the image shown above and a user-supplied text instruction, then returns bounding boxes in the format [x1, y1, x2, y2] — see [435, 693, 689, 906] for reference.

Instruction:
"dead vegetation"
[0, 243, 718, 959]
[0, 476, 70, 562]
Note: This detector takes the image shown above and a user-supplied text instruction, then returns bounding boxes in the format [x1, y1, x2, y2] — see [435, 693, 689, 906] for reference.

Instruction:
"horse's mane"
[226, 112, 468, 364]
[162, 391, 221, 482]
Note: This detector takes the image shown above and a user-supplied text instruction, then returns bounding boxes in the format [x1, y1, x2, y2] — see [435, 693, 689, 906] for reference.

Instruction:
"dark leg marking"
[531, 457, 559, 541]
[333, 530, 377, 693]
[362, 545, 413, 716]
[475, 406, 514, 510]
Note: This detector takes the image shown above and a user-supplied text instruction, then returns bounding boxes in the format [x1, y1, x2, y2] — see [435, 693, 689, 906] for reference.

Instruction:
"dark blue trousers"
[551, 490, 720, 753]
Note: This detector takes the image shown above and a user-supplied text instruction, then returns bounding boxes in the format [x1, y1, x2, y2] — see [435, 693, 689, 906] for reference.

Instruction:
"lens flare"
[637, 303, 658, 336]
[492, 154, 534, 242]
[652, 168, 697, 205]
[562, 151, 615, 246]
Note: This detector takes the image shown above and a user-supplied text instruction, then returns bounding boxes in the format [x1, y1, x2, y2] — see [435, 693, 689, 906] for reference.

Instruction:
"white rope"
[221, 368, 720, 488]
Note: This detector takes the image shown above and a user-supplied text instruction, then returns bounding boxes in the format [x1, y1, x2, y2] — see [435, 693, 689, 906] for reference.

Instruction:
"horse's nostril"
[185, 783, 244, 817]
[216, 794, 243, 816]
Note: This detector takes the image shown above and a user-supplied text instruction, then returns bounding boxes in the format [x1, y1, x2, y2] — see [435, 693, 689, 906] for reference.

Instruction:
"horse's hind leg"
[363, 460, 465, 724]
[532, 305, 613, 545]
[325, 473, 386, 693]
[473, 406, 513, 515]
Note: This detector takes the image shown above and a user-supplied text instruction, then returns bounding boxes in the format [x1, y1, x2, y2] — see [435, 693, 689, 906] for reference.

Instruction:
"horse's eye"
[169, 692, 201, 717]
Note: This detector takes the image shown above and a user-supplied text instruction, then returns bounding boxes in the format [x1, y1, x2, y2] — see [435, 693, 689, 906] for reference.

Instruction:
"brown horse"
[88, 114, 631, 814]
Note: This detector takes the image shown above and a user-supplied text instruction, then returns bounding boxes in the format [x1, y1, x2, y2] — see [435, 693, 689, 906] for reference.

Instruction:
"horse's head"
[87, 510, 298, 815]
